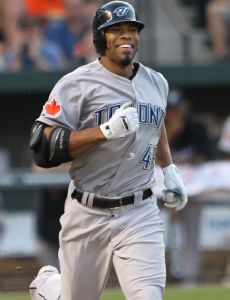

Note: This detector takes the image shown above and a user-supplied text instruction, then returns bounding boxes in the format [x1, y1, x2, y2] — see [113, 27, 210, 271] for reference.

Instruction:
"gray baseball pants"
[30, 194, 166, 300]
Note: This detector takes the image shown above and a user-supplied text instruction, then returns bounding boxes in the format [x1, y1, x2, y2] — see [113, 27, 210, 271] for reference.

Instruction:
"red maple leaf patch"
[45, 99, 61, 116]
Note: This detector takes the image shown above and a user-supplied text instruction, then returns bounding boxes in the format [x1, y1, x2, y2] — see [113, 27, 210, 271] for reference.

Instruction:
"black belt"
[71, 188, 152, 208]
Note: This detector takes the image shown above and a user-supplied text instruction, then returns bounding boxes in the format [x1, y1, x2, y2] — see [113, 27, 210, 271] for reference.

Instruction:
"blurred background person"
[0, 0, 99, 71]
[44, 0, 96, 67]
[0, 0, 24, 71]
[194, 0, 210, 28]
[218, 115, 230, 286]
[0, 144, 11, 254]
[206, 0, 230, 60]
[218, 115, 230, 158]
[181, 0, 210, 28]
[165, 89, 217, 285]
[75, 26, 97, 64]
[32, 163, 70, 269]
[13, 16, 66, 70]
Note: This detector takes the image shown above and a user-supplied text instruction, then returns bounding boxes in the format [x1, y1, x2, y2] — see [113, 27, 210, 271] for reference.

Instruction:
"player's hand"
[100, 102, 139, 140]
[162, 164, 188, 211]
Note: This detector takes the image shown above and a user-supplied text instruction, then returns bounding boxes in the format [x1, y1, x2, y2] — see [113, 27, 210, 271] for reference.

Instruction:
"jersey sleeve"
[157, 72, 169, 105]
[37, 77, 84, 129]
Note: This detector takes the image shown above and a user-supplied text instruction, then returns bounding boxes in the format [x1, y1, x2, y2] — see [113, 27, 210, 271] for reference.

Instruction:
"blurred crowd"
[0, 0, 99, 71]
[1, 0, 230, 71]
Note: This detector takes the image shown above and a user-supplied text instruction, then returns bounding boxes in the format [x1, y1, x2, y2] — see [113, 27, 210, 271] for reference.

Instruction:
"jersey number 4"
[140, 144, 157, 170]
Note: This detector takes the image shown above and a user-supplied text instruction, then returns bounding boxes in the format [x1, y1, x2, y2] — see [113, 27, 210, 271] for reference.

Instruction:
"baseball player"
[29, 1, 188, 300]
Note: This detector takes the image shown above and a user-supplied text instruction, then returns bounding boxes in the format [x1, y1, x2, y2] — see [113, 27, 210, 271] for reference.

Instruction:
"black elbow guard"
[48, 127, 73, 165]
[29, 122, 73, 168]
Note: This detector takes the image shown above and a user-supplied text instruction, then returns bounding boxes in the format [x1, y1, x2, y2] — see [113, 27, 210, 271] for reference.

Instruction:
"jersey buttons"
[128, 152, 135, 159]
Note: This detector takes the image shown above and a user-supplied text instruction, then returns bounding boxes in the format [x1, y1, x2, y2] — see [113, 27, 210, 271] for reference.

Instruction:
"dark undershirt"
[128, 62, 139, 80]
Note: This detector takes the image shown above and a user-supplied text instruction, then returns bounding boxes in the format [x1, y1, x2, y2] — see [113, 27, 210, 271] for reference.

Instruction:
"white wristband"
[100, 123, 112, 140]
[162, 164, 177, 176]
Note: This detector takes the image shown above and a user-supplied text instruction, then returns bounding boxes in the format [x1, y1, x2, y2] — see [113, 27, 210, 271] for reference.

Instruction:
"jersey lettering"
[138, 103, 165, 127]
[94, 102, 165, 127]
[94, 102, 125, 125]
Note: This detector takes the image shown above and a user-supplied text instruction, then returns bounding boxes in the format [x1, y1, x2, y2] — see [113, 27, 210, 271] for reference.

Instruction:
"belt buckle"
[112, 197, 123, 209]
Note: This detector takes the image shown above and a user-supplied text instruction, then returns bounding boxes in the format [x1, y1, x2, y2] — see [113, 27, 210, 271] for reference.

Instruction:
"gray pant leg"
[59, 199, 113, 300]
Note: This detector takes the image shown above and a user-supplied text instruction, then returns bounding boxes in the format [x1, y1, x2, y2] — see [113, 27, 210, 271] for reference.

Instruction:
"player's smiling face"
[104, 22, 139, 67]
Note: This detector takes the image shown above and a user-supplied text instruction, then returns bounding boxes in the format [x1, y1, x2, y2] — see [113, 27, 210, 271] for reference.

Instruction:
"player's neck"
[100, 56, 133, 78]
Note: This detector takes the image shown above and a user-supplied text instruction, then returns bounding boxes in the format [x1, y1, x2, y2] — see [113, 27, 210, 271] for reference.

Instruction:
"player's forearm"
[69, 127, 105, 157]
[156, 123, 173, 168]
[44, 126, 105, 157]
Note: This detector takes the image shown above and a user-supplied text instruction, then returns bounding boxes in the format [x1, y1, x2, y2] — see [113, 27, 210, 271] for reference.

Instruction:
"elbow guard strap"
[48, 127, 73, 165]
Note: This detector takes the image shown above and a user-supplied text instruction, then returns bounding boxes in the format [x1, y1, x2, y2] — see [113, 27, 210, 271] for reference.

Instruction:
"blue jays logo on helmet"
[113, 6, 130, 17]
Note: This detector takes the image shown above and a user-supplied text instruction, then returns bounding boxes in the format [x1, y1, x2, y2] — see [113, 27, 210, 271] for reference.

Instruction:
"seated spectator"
[44, 0, 94, 67]
[1, 16, 66, 71]
[206, 0, 230, 60]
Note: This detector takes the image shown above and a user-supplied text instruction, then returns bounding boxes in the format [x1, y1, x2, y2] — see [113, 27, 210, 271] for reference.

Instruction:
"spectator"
[194, 0, 210, 28]
[75, 26, 97, 64]
[206, 0, 230, 60]
[44, 0, 88, 67]
[180, 0, 210, 28]
[165, 90, 216, 284]
[0, 0, 25, 70]
[2, 16, 66, 71]
[166, 90, 215, 164]
[218, 115, 230, 157]
[218, 116, 230, 285]
[81, 0, 100, 26]
[0, 0, 24, 38]
[0, 0, 100, 71]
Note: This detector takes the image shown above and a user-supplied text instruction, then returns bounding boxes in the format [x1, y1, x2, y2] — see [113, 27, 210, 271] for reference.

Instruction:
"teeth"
[119, 44, 132, 48]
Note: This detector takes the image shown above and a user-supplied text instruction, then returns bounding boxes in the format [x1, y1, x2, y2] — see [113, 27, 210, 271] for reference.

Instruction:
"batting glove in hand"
[162, 164, 188, 211]
[100, 102, 139, 140]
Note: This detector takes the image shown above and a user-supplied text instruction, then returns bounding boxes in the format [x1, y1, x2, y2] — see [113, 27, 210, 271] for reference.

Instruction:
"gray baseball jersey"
[37, 58, 168, 197]
[31, 58, 169, 300]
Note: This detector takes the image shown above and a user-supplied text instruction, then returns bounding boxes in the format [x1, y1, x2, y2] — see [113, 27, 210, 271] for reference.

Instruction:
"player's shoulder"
[139, 63, 169, 95]
[50, 59, 101, 92]
[65, 59, 101, 79]
[55, 59, 101, 85]
[140, 63, 167, 82]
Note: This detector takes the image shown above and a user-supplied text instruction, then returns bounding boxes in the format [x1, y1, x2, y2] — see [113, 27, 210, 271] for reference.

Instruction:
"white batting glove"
[100, 103, 139, 140]
[162, 164, 188, 211]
